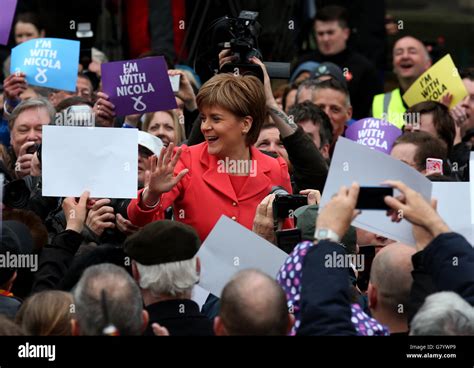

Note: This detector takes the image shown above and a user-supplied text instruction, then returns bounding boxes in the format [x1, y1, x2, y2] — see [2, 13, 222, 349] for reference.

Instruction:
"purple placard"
[345, 118, 402, 155]
[101, 56, 177, 116]
[0, 0, 18, 45]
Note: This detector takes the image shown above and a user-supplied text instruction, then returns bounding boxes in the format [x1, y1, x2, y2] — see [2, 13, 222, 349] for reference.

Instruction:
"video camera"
[194, 10, 290, 83]
[218, 11, 264, 80]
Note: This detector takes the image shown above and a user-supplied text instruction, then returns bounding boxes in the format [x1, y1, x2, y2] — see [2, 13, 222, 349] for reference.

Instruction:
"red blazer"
[128, 142, 292, 241]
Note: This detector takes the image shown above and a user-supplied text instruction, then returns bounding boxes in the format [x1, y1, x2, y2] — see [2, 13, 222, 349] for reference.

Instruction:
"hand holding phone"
[272, 194, 307, 219]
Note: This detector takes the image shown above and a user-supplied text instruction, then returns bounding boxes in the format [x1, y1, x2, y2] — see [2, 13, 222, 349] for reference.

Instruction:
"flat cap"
[124, 220, 201, 266]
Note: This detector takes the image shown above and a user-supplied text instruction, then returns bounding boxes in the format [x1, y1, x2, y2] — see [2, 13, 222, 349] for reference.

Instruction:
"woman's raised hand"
[142, 143, 189, 206]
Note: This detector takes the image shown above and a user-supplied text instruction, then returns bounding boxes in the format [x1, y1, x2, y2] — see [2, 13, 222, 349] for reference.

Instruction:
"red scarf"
[0, 289, 13, 297]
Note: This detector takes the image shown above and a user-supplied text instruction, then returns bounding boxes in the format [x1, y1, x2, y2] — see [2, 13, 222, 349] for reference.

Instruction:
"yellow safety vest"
[371, 89, 406, 129]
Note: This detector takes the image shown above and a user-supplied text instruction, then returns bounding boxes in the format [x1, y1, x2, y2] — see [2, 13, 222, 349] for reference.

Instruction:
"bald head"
[394, 37, 430, 60]
[393, 36, 432, 90]
[370, 243, 416, 315]
[219, 269, 290, 336]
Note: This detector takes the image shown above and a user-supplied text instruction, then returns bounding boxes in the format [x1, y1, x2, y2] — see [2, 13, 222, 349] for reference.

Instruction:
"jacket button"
[232, 202, 237, 206]
[231, 216, 237, 221]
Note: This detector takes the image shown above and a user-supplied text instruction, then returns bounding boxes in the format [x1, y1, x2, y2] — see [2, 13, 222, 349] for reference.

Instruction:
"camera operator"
[6, 98, 55, 179]
[0, 99, 61, 221]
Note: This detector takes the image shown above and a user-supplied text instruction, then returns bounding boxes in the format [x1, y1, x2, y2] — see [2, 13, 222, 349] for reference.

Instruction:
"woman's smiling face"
[200, 105, 252, 159]
[147, 111, 177, 147]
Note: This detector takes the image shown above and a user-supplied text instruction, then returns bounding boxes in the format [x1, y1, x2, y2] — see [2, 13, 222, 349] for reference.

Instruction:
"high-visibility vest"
[371, 89, 406, 129]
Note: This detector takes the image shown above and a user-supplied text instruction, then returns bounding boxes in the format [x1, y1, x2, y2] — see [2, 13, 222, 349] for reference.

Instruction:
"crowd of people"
[0, 2, 474, 340]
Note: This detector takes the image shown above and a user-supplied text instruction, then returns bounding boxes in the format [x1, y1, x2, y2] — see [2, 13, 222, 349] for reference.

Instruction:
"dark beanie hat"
[313, 62, 348, 89]
[124, 220, 201, 266]
[0, 221, 34, 285]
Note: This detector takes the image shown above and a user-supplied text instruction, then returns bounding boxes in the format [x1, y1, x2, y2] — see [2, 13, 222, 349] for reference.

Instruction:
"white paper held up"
[197, 216, 289, 297]
[320, 138, 432, 246]
[42, 126, 138, 199]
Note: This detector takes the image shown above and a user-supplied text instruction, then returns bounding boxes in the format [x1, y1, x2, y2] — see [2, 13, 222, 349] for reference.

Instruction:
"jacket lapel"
[200, 145, 274, 203]
[238, 147, 272, 202]
[201, 147, 238, 202]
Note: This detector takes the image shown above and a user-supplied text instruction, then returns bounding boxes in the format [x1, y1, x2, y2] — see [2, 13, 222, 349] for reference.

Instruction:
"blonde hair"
[142, 110, 184, 145]
[196, 73, 266, 146]
[16, 291, 74, 336]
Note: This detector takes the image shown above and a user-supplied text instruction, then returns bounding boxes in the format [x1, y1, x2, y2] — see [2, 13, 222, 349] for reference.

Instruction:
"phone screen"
[356, 187, 393, 210]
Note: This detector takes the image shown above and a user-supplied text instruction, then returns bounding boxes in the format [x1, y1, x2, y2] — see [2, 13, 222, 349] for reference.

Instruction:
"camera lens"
[3, 180, 31, 209]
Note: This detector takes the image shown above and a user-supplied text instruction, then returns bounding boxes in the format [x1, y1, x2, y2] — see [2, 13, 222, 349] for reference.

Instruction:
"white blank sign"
[42, 126, 138, 199]
[197, 216, 289, 297]
[320, 138, 432, 246]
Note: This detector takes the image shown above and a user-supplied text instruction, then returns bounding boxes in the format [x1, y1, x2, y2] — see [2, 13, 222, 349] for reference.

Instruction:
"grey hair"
[73, 263, 144, 336]
[295, 79, 319, 104]
[410, 292, 474, 336]
[312, 79, 351, 108]
[136, 256, 199, 298]
[8, 97, 56, 130]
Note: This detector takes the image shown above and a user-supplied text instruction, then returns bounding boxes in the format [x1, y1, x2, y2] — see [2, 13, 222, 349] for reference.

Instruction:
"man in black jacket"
[295, 5, 382, 119]
[32, 192, 90, 293]
[0, 221, 35, 319]
[381, 180, 474, 326]
[125, 220, 214, 336]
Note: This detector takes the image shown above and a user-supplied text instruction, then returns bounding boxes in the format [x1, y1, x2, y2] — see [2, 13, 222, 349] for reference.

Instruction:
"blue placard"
[10, 38, 80, 92]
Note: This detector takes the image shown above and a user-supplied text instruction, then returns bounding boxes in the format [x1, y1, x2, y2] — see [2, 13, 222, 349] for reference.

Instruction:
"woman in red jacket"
[127, 72, 292, 241]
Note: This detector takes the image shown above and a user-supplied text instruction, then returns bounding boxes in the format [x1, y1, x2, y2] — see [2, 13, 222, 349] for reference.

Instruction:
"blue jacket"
[297, 241, 357, 336]
[0, 118, 10, 148]
[0, 294, 21, 320]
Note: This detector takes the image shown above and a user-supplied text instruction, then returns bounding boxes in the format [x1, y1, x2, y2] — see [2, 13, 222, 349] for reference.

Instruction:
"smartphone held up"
[355, 187, 394, 211]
